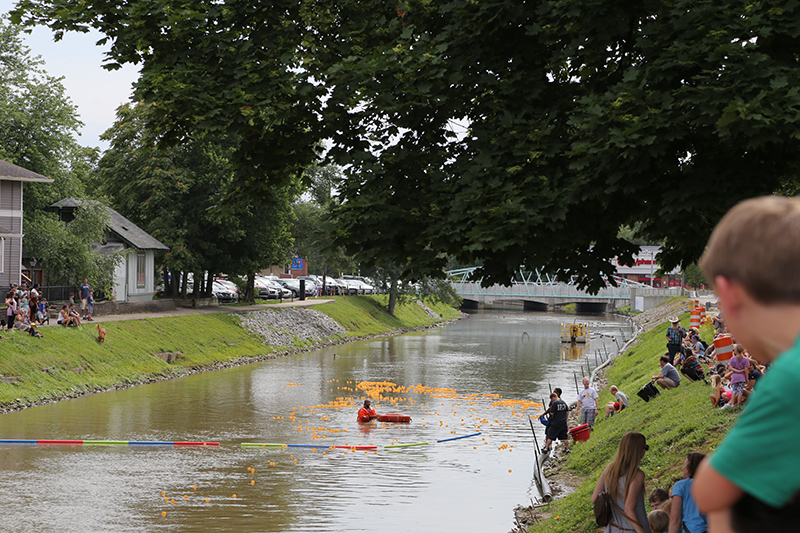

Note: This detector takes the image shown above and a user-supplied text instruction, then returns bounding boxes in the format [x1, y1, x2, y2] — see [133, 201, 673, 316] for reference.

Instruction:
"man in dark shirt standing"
[79, 278, 91, 321]
[540, 392, 570, 454]
[665, 317, 686, 364]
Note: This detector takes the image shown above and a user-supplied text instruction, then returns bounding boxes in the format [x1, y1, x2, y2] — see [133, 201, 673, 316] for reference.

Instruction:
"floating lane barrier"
[241, 432, 481, 451]
[385, 441, 429, 449]
[436, 432, 482, 443]
[241, 443, 378, 450]
[0, 439, 219, 447]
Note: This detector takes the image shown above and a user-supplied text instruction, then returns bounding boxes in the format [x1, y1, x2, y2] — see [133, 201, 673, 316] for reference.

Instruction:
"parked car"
[214, 278, 240, 298]
[350, 279, 375, 294]
[253, 276, 278, 299]
[336, 278, 359, 295]
[277, 278, 314, 298]
[266, 279, 292, 299]
[212, 281, 238, 303]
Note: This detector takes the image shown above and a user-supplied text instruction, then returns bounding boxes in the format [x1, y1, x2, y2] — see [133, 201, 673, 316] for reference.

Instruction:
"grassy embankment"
[530, 313, 738, 533]
[0, 296, 460, 410]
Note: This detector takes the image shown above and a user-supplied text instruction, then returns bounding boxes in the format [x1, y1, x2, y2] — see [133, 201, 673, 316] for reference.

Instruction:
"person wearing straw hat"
[665, 317, 686, 365]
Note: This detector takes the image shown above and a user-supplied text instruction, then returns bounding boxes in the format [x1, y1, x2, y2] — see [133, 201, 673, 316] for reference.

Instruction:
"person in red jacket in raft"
[358, 400, 377, 422]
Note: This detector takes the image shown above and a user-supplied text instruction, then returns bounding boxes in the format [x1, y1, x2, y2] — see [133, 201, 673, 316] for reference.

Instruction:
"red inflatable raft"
[376, 413, 411, 423]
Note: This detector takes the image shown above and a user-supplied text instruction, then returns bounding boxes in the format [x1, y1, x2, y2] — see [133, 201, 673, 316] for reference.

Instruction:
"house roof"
[50, 198, 169, 251]
[0, 159, 54, 183]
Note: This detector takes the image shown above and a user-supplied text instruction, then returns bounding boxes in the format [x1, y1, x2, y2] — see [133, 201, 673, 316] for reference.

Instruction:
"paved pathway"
[54, 299, 336, 325]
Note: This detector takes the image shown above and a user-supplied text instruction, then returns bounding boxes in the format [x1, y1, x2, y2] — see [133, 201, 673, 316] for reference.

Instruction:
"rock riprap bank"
[238, 308, 346, 346]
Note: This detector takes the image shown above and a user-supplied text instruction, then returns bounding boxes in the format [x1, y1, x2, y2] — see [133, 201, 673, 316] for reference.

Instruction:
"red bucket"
[569, 424, 591, 442]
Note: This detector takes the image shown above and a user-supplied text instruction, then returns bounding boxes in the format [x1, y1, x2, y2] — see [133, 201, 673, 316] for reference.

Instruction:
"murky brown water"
[0, 310, 630, 532]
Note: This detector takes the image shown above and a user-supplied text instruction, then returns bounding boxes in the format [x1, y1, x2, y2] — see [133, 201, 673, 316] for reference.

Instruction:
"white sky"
[1, 0, 139, 150]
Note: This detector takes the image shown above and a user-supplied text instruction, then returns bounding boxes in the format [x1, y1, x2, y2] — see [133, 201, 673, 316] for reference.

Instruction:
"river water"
[0, 309, 631, 532]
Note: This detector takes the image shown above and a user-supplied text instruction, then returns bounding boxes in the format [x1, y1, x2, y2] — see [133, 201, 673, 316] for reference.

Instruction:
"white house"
[0, 159, 52, 289]
[49, 198, 169, 302]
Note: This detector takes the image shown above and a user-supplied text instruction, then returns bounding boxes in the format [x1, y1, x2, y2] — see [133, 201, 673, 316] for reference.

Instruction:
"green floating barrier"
[385, 441, 429, 449]
[240, 443, 286, 447]
[82, 441, 130, 446]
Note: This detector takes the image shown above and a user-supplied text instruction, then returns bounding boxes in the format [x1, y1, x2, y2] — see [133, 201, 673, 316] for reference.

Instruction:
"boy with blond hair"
[693, 196, 800, 532]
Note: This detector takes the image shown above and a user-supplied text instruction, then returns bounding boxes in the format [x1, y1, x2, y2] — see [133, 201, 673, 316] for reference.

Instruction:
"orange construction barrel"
[697, 306, 707, 325]
[690, 309, 702, 330]
[569, 424, 591, 442]
[714, 334, 735, 361]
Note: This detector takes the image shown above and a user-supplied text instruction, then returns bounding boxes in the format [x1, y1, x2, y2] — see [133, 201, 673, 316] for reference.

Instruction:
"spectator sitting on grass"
[709, 374, 732, 409]
[57, 305, 74, 327]
[678, 349, 706, 383]
[647, 509, 669, 533]
[652, 355, 681, 389]
[604, 385, 629, 419]
[68, 303, 82, 328]
[670, 452, 708, 533]
[649, 488, 671, 516]
[14, 309, 42, 337]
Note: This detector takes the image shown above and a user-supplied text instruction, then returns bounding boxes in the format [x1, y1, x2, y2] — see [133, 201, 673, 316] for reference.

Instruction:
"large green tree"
[11, 0, 324, 200]
[303, 0, 800, 290]
[0, 18, 119, 289]
[98, 102, 298, 301]
[15, 1, 800, 291]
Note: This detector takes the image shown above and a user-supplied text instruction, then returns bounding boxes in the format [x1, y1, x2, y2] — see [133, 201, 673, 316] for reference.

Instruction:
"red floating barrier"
[376, 413, 411, 423]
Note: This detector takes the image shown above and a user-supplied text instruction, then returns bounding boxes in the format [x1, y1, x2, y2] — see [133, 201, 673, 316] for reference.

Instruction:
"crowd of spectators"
[3, 282, 44, 337]
[3, 280, 97, 337]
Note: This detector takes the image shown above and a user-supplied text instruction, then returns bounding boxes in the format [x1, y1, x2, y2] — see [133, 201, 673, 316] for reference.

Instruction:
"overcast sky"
[1, 1, 139, 150]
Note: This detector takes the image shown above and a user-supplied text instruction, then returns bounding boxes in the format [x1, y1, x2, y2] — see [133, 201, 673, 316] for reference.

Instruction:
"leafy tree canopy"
[305, 0, 800, 290]
[11, 0, 324, 200]
[14, 2, 800, 291]
[98, 102, 299, 298]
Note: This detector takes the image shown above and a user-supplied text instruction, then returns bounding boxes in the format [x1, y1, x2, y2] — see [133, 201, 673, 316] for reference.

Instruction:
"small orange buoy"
[183, 495, 188, 499]
[205, 498, 210, 503]
[232, 494, 237, 498]
[161, 491, 166, 496]
[251, 480, 255, 485]
[162, 511, 166, 517]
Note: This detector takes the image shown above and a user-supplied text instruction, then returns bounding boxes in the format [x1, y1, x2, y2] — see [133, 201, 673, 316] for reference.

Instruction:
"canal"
[0, 309, 632, 532]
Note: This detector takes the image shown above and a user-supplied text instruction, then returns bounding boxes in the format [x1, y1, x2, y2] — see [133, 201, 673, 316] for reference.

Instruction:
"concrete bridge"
[447, 268, 681, 312]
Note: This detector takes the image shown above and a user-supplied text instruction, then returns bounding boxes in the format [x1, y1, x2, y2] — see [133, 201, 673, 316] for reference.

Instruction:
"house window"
[136, 252, 146, 288]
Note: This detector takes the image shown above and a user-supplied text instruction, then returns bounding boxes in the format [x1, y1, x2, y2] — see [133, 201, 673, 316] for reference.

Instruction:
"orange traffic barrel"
[713, 334, 735, 361]
[697, 306, 707, 324]
[690, 309, 702, 330]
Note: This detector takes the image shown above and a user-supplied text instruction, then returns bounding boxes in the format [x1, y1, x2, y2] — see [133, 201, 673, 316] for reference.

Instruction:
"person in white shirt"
[576, 377, 599, 427]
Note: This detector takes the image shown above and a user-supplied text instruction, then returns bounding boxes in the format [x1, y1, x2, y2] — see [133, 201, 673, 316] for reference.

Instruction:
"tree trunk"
[162, 267, 171, 296]
[387, 277, 398, 316]
[192, 272, 200, 298]
[169, 270, 179, 297]
[245, 272, 256, 303]
[205, 272, 214, 298]
[180, 271, 188, 298]
[322, 264, 328, 296]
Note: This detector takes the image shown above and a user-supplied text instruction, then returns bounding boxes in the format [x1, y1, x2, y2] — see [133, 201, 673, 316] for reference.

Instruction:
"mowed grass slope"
[0, 296, 460, 408]
[530, 315, 739, 533]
